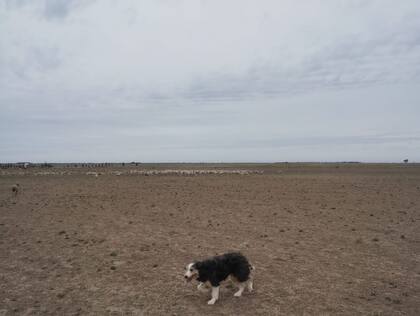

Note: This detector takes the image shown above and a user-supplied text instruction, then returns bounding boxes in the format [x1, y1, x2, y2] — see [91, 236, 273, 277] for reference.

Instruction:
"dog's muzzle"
[184, 275, 194, 282]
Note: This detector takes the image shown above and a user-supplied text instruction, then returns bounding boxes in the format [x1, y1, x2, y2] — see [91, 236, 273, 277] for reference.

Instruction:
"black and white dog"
[184, 252, 254, 305]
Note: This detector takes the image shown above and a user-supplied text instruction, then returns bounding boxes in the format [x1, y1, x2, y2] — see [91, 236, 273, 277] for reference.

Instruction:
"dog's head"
[184, 262, 199, 282]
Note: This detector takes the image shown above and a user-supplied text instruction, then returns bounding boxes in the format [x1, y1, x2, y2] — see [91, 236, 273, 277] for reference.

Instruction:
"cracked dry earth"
[0, 164, 419, 315]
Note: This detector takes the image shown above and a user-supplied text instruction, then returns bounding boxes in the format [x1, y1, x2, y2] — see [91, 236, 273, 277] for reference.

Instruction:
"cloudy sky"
[1, 0, 420, 162]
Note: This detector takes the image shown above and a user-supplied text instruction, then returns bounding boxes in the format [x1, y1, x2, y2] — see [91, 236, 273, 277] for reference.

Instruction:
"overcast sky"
[1, 0, 420, 162]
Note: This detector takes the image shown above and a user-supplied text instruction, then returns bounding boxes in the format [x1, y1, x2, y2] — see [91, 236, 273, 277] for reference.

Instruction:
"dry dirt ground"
[1, 164, 419, 315]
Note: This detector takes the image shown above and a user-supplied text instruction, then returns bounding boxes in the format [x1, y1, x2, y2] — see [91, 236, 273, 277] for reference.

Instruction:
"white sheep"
[12, 184, 20, 196]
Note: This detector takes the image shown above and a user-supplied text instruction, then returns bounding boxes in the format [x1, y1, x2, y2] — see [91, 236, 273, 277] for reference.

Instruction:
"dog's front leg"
[234, 282, 246, 297]
[207, 286, 219, 305]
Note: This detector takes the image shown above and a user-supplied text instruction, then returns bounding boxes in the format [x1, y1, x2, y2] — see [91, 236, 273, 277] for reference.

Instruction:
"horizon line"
[1, 161, 416, 165]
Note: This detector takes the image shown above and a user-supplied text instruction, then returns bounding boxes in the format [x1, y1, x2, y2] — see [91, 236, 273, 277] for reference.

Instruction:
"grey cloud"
[183, 30, 420, 101]
[43, 0, 75, 19]
[1, 0, 90, 19]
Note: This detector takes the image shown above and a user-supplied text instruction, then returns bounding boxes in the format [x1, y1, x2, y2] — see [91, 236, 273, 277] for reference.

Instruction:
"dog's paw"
[234, 291, 242, 297]
[207, 298, 217, 305]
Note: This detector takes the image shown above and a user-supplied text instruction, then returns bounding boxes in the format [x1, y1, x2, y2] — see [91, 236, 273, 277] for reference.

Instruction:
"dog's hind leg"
[247, 265, 255, 292]
[234, 282, 246, 297]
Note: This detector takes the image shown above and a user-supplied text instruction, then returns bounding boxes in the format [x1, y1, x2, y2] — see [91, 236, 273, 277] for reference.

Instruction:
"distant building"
[16, 162, 31, 168]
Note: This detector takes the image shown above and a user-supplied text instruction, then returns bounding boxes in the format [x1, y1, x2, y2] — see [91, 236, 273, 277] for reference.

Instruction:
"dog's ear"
[193, 262, 202, 270]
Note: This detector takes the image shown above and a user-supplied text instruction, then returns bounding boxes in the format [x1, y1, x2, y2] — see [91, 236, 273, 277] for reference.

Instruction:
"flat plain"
[1, 163, 419, 315]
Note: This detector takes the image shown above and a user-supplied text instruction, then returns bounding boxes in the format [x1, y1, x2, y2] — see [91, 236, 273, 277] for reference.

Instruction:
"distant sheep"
[86, 171, 99, 178]
[126, 169, 262, 176]
[12, 184, 19, 196]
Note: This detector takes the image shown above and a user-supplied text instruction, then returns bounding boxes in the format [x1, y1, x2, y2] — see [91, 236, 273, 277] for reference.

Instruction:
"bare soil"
[1, 164, 419, 315]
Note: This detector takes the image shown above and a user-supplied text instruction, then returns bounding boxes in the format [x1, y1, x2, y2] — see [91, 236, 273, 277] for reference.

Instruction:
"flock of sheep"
[124, 169, 262, 176]
[8, 169, 262, 194]
[2, 169, 263, 196]
[4, 169, 263, 178]
[95, 169, 263, 177]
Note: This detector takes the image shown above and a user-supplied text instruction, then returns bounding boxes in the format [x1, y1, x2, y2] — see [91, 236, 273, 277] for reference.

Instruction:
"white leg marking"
[207, 286, 219, 305]
[247, 280, 253, 292]
[234, 282, 246, 297]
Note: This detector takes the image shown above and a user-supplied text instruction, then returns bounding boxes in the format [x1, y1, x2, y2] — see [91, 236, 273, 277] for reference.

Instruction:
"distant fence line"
[0, 163, 128, 169]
